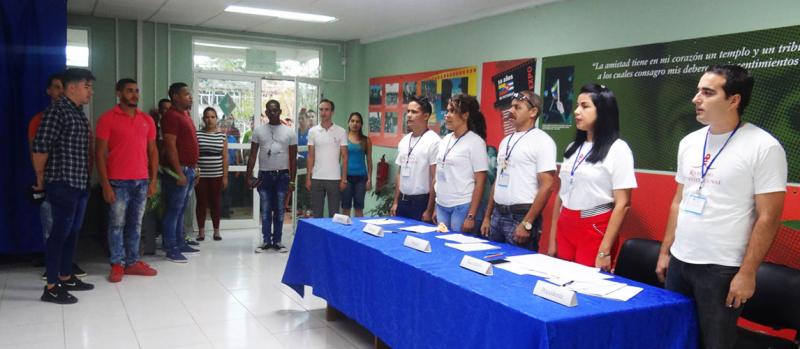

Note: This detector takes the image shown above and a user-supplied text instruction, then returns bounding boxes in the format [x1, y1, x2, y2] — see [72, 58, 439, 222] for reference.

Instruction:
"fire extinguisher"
[376, 154, 389, 191]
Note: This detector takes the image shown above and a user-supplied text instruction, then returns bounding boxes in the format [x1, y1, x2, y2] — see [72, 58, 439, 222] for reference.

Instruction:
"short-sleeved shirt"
[308, 124, 347, 180]
[197, 130, 226, 178]
[434, 131, 489, 207]
[671, 123, 787, 267]
[160, 107, 199, 167]
[252, 123, 297, 171]
[96, 105, 156, 180]
[557, 139, 637, 210]
[395, 130, 441, 195]
[493, 128, 557, 205]
[28, 112, 43, 141]
[32, 96, 91, 190]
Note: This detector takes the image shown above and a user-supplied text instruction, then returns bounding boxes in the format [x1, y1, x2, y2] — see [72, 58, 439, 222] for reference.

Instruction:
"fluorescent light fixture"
[224, 5, 336, 23]
[195, 42, 249, 50]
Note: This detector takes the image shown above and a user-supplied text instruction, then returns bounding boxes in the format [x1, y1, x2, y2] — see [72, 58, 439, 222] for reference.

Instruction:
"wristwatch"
[466, 214, 475, 221]
[521, 221, 532, 230]
[598, 251, 611, 258]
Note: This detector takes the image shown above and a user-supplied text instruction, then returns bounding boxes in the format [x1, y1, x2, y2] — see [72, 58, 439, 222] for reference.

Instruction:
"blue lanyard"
[405, 130, 428, 165]
[502, 127, 535, 173]
[441, 131, 467, 165]
[700, 121, 741, 190]
[569, 142, 592, 179]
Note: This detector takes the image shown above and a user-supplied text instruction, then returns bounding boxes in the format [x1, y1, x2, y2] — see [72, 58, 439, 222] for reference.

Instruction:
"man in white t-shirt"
[304, 99, 348, 218]
[480, 91, 556, 251]
[247, 100, 297, 253]
[656, 65, 787, 349]
[390, 96, 441, 221]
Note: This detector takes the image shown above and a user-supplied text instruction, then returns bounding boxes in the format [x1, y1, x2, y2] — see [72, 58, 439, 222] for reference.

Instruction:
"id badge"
[497, 171, 510, 187]
[401, 164, 412, 177]
[437, 169, 447, 183]
[682, 193, 707, 215]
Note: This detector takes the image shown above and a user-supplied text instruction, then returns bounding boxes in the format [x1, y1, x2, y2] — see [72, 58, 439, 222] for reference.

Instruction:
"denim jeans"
[435, 203, 470, 233]
[666, 256, 742, 349]
[341, 175, 367, 210]
[258, 170, 290, 244]
[40, 200, 52, 241]
[161, 167, 195, 254]
[44, 181, 89, 285]
[107, 179, 148, 265]
[489, 209, 542, 251]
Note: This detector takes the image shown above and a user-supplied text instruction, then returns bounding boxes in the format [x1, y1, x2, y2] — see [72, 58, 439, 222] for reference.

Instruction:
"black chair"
[614, 238, 664, 288]
[735, 262, 800, 349]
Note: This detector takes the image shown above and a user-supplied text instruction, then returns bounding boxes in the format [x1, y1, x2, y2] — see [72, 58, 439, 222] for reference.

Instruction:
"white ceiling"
[68, 0, 561, 43]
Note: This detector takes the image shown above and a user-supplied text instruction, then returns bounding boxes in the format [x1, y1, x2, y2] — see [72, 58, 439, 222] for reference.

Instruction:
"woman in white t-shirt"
[548, 84, 637, 271]
[433, 94, 489, 233]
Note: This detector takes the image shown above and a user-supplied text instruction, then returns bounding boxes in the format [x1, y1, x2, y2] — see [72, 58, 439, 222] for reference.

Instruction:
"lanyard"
[569, 142, 592, 181]
[700, 121, 741, 190]
[502, 127, 535, 172]
[441, 131, 468, 166]
[405, 130, 428, 165]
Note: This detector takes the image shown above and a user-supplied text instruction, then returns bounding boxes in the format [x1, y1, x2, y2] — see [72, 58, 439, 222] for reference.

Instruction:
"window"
[66, 28, 89, 67]
[193, 39, 320, 78]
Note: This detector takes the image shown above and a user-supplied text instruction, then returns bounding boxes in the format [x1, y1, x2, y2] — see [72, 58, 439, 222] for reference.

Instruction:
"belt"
[494, 203, 531, 215]
[580, 202, 614, 218]
[400, 193, 429, 201]
[260, 169, 289, 175]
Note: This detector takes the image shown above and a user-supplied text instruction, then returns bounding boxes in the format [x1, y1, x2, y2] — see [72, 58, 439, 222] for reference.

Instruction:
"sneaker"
[61, 275, 94, 291]
[108, 264, 124, 283]
[166, 251, 188, 263]
[73, 263, 87, 277]
[41, 284, 77, 305]
[185, 239, 200, 246]
[180, 245, 200, 254]
[272, 243, 288, 253]
[255, 243, 272, 253]
[124, 261, 157, 276]
[41, 271, 46, 280]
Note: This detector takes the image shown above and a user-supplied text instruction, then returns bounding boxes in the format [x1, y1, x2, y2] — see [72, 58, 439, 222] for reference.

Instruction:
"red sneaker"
[108, 264, 124, 283]
[124, 261, 158, 276]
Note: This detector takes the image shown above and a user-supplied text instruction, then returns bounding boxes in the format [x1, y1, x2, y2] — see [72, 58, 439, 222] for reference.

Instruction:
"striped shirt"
[32, 96, 91, 190]
[197, 130, 226, 178]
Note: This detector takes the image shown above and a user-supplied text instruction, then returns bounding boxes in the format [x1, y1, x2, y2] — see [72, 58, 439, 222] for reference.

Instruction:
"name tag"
[401, 164, 412, 177]
[403, 236, 432, 253]
[459, 255, 493, 276]
[497, 171, 510, 187]
[362, 224, 384, 237]
[332, 213, 352, 225]
[682, 193, 707, 215]
[436, 169, 447, 183]
[533, 280, 578, 307]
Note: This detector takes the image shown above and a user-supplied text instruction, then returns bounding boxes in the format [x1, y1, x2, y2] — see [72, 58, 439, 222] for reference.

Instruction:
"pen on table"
[483, 252, 505, 259]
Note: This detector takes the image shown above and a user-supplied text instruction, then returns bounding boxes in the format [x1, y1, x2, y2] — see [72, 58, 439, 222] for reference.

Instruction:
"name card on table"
[403, 236, 432, 253]
[332, 213, 352, 225]
[459, 255, 493, 276]
[362, 224, 384, 237]
[533, 280, 578, 307]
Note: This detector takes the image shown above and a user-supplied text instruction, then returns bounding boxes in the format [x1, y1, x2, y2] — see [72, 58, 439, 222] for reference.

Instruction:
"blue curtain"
[0, 1, 66, 254]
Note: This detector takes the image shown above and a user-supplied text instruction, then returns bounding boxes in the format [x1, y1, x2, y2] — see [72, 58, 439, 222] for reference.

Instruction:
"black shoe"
[41, 284, 78, 305]
[41, 271, 47, 280]
[186, 239, 200, 246]
[272, 243, 288, 253]
[72, 263, 87, 277]
[61, 275, 94, 291]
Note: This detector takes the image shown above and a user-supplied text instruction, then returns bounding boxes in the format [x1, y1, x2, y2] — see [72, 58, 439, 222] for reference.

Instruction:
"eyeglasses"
[511, 92, 534, 108]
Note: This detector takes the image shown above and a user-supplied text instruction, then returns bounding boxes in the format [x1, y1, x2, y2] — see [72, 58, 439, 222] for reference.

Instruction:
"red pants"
[556, 207, 612, 267]
[195, 177, 222, 229]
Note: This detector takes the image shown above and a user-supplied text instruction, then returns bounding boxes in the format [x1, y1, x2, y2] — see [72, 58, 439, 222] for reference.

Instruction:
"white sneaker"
[255, 243, 271, 253]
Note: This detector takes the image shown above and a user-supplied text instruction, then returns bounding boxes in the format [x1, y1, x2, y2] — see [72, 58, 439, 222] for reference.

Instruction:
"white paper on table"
[435, 234, 488, 244]
[494, 262, 532, 275]
[601, 285, 643, 301]
[399, 225, 439, 233]
[444, 242, 501, 252]
[360, 218, 405, 225]
[505, 254, 612, 281]
[567, 279, 627, 296]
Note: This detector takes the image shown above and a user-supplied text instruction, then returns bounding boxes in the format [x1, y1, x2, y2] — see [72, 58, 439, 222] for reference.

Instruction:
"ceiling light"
[195, 42, 249, 50]
[224, 5, 336, 23]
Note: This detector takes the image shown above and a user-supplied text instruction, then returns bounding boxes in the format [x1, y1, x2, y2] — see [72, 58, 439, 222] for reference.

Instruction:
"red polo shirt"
[96, 105, 156, 180]
[161, 107, 199, 167]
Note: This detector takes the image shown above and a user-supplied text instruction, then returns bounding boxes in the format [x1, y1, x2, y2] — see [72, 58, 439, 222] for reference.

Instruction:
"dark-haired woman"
[433, 94, 489, 233]
[341, 112, 372, 217]
[195, 107, 228, 241]
[547, 84, 637, 271]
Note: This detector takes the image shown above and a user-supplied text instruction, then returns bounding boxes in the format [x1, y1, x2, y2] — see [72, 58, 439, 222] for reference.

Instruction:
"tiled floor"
[0, 228, 375, 349]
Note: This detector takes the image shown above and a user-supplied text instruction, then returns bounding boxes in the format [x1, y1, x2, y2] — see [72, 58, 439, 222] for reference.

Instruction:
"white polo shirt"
[395, 130, 441, 195]
[252, 124, 297, 171]
[671, 123, 787, 267]
[557, 139, 637, 210]
[308, 124, 347, 180]
[434, 131, 489, 207]
[493, 128, 557, 205]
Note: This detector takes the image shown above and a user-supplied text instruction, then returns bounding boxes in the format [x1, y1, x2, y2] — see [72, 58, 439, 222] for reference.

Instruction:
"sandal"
[213, 234, 222, 241]
[196, 234, 205, 241]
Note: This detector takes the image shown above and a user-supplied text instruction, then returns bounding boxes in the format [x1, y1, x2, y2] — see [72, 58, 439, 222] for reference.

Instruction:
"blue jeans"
[161, 167, 195, 254]
[44, 182, 89, 285]
[107, 180, 148, 265]
[435, 203, 470, 233]
[341, 175, 367, 210]
[489, 208, 542, 251]
[258, 170, 290, 244]
[666, 256, 742, 349]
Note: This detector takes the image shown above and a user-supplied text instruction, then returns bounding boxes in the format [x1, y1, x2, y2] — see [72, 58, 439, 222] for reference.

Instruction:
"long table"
[282, 218, 698, 349]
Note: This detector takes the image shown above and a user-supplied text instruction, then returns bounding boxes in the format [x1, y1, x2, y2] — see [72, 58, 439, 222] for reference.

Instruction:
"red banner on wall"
[480, 58, 537, 148]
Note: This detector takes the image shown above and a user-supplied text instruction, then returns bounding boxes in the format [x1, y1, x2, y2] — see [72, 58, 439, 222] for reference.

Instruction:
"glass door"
[294, 80, 320, 230]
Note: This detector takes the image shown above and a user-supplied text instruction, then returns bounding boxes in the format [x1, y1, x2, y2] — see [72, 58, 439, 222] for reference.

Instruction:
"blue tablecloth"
[282, 218, 698, 349]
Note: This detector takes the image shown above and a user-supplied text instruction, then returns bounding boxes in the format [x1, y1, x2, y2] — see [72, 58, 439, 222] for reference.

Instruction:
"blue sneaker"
[167, 252, 188, 263]
[180, 245, 200, 254]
